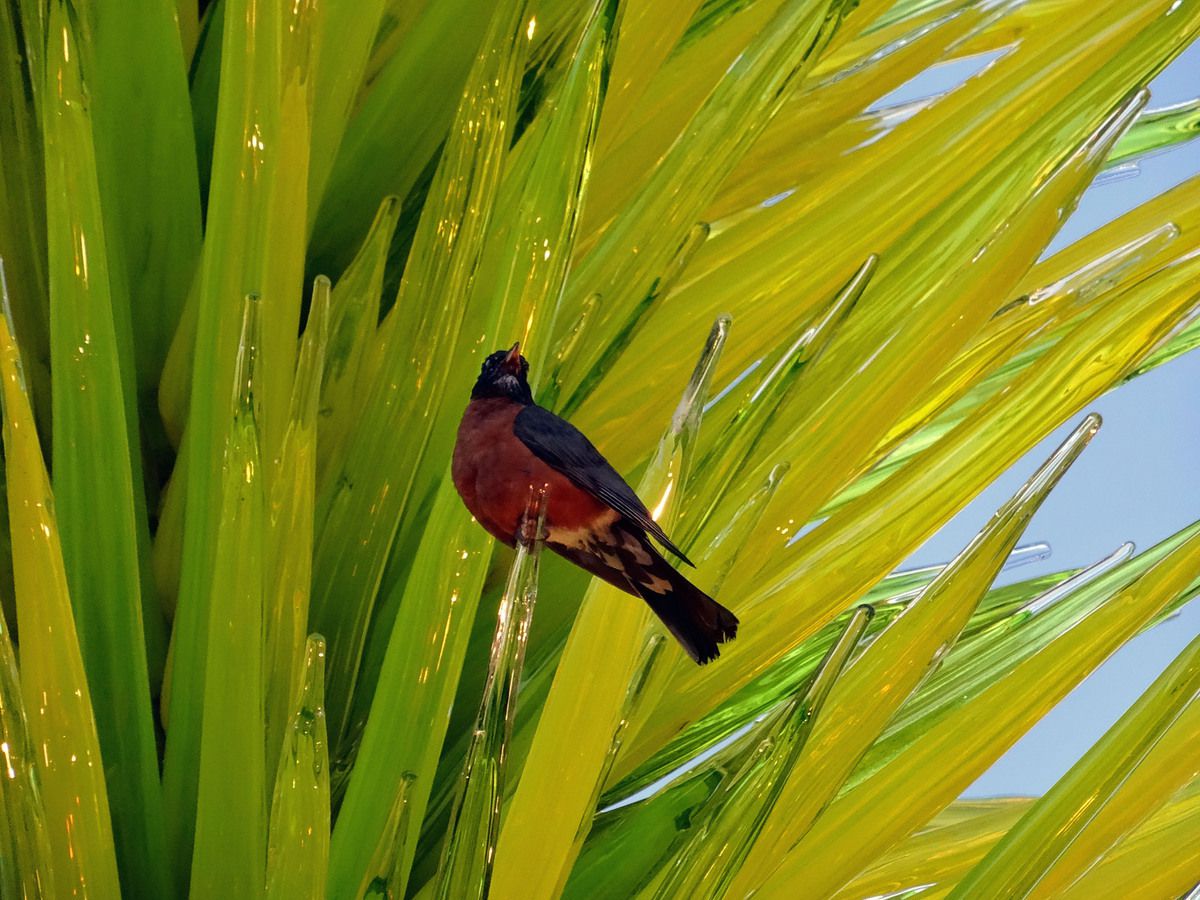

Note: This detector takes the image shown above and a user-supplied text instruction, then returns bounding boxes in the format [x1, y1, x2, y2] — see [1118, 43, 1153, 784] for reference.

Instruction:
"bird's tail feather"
[635, 562, 738, 665]
[551, 523, 739, 664]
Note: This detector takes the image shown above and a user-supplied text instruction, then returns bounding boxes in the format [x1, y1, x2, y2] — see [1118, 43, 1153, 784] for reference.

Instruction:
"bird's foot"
[518, 484, 550, 547]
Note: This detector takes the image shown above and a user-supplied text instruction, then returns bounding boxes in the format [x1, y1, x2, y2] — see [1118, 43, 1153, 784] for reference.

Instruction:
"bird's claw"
[518, 484, 549, 547]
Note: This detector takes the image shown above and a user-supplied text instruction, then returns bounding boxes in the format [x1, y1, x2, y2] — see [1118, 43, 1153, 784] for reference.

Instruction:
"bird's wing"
[513, 404, 694, 565]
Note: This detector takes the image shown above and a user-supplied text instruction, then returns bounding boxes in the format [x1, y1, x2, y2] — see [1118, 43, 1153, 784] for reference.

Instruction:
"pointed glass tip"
[1093, 162, 1141, 187]
[0, 258, 29, 395]
[233, 292, 264, 416]
[1003, 542, 1053, 571]
[361, 772, 419, 898]
[884, 540, 1056, 610]
[0, 257, 12, 331]
[1023, 542, 1135, 615]
[673, 315, 731, 433]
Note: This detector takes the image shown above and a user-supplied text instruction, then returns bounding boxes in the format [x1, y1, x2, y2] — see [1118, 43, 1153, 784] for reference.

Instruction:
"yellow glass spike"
[832, 799, 1034, 900]
[0, 279, 121, 899]
[1059, 780, 1200, 900]
[728, 410, 1097, 896]
[623, 247, 1200, 782]
[757, 521, 1200, 899]
[266, 277, 330, 787]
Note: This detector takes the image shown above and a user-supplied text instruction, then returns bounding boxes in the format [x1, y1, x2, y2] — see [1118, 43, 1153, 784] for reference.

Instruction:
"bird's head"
[471, 342, 533, 404]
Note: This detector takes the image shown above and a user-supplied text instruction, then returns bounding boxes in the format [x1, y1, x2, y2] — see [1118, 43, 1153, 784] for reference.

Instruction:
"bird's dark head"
[471, 342, 533, 404]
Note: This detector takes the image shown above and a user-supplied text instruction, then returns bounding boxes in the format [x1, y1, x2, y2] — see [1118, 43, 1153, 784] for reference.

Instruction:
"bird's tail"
[553, 522, 739, 664]
[633, 555, 739, 665]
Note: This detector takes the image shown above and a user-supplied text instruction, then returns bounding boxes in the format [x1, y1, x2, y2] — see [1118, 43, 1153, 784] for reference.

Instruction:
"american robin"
[452, 343, 739, 664]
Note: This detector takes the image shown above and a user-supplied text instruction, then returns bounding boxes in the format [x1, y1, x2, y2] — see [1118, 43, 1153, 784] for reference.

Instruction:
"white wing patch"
[546, 508, 619, 551]
[639, 574, 672, 594]
[546, 511, 673, 597]
[621, 531, 653, 565]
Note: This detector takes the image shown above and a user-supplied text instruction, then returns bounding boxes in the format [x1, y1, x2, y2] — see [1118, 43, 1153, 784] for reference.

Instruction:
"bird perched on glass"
[452, 343, 738, 663]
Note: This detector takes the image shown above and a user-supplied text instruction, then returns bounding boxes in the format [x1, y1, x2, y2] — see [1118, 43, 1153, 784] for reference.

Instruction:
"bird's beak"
[503, 341, 522, 374]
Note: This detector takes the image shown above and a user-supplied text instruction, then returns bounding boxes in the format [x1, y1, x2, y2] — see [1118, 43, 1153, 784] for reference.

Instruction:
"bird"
[452, 342, 739, 664]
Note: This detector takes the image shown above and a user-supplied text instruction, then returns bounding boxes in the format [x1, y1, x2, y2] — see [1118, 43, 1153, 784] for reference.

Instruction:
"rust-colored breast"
[452, 398, 613, 545]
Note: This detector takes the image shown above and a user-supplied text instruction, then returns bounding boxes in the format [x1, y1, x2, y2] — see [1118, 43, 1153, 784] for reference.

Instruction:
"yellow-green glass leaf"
[0, 297, 54, 900]
[832, 798, 1034, 900]
[263, 0, 323, 461]
[161, 0, 285, 879]
[354, 772, 419, 900]
[189, 296, 268, 900]
[41, 4, 168, 895]
[558, 0, 855, 409]
[1029, 700, 1200, 897]
[434, 493, 548, 900]
[52, 0, 175, 704]
[1059, 780, 1200, 900]
[758, 515, 1200, 898]
[306, 0, 388, 218]
[159, 0, 315, 452]
[326, 478, 493, 900]
[266, 635, 330, 900]
[76, 0, 203, 399]
[730, 412, 1099, 896]
[632, 241, 1200, 777]
[0, 0, 49, 433]
[266, 277, 329, 782]
[0, 597, 55, 900]
[317, 196, 400, 490]
[691, 462, 790, 600]
[1, 279, 121, 898]
[650, 606, 871, 900]
[1108, 97, 1200, 166]
[949, 631, 1200, 898]
[593, 0, 705, 146]
[310, 0, 529, 751]
[308, 0, 498, 276]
